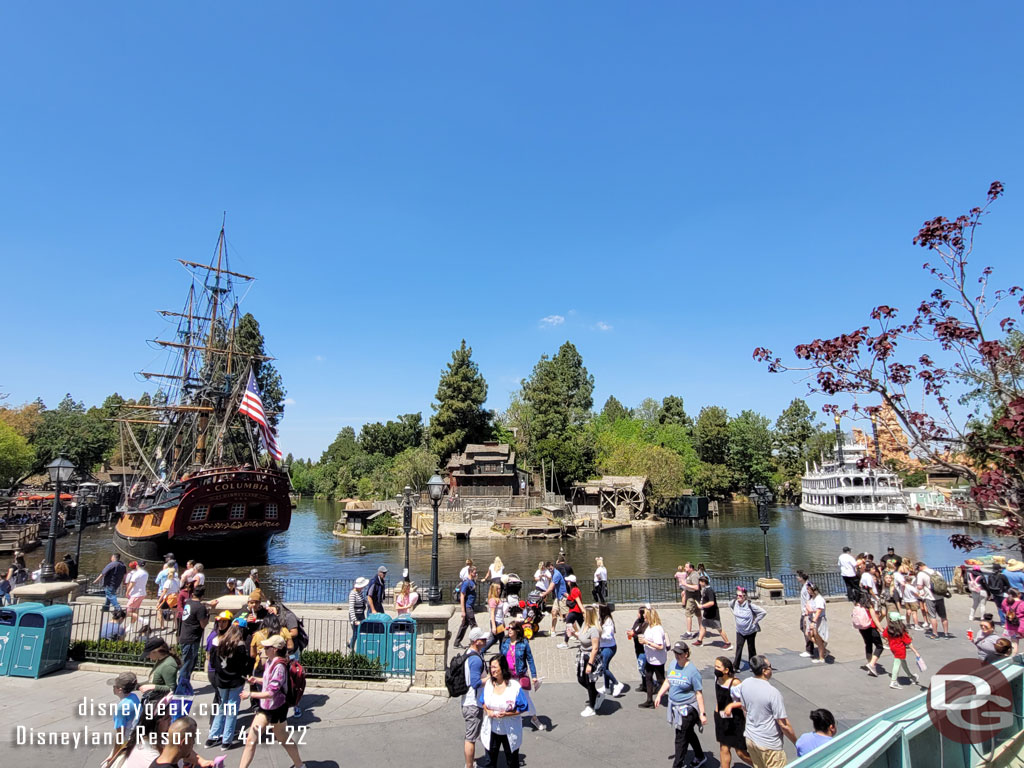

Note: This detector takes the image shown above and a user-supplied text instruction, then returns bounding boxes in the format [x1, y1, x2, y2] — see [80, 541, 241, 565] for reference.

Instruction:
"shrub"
[298, 650, 386, 681]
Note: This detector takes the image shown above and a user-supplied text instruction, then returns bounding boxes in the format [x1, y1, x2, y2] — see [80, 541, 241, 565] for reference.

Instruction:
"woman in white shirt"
[638, 607, 668, 708]
[804, 582, 830, 663]
[533, 562, 551, 592]
[485, 557, 504, 585]
[593, 556, 608, 604]
[459, 559, 474, 582]
[598, 603, 624, 696]
[480, 654, 529, 768]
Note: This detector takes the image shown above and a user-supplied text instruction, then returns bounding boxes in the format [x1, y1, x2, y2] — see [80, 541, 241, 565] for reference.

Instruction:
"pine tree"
[428, 340, 492, 461]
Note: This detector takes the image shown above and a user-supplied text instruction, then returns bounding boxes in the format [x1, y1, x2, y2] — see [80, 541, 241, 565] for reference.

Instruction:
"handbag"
[519, 675, 532, 690]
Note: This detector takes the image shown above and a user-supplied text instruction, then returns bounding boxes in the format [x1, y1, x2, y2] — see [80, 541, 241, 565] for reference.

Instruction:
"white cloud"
[313, 355, 325, 362]
[539, 315, 565, 327]
[595, 321, 613, 332]
[284, 398, 297, 405]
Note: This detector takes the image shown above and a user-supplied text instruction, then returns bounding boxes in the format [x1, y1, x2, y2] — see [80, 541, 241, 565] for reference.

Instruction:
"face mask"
[713, 669, 725, 679]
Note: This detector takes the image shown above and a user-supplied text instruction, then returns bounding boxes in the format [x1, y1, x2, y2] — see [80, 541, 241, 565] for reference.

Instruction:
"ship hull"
[800, 502, 909, 521]
[113, 466, 292, 564]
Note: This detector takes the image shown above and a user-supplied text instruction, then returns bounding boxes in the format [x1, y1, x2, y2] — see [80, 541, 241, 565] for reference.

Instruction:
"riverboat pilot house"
[445, 442, 525, 499]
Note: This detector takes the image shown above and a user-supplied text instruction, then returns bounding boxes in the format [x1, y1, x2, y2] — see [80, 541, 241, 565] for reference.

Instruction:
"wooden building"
[445, 442, 524, 499]
[571, 476, 651, 521]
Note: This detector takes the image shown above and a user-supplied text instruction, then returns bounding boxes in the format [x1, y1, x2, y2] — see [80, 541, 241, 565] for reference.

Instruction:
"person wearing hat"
[241, 568, 260, 596]
[1004, 559, 1024, 592]
[454, 565, 479, 648]
[239, 633, 305, 768]
[208, 620, 251, 750]
[654, 640, 708, 768]
[138, 637, 180, 696]
[367, 565, 388, 615]
[108, 671, 141, 735]
[556, 574, 584, 648]
[348, 577, 369, 650]
[460, 626, 489, 768]
[224, 576, 239, 596]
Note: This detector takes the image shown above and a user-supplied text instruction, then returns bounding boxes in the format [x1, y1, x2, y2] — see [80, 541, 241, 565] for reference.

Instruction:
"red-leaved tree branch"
[754, 181, 1024, 552]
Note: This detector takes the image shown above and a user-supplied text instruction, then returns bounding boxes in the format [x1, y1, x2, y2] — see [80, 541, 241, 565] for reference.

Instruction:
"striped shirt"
[348, 588, 367, 623]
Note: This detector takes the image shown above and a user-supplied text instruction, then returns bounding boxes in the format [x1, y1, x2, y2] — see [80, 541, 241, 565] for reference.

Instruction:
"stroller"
[503, 573, 543, 638]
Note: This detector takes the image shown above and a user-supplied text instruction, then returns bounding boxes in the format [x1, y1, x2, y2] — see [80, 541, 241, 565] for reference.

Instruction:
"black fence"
[68, 601, 404, 680]
[86, 564, 964, 608]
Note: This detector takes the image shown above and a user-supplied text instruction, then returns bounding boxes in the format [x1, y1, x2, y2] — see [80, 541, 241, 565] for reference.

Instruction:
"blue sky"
[2, 3, 1022, 460]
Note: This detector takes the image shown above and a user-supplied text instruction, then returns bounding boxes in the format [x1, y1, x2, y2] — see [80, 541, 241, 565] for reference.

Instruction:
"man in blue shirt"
[544, 565, 567, 637]
[93, 554, 127, 612]
[461, 628, 488, 768]
[1004, 561, 1024, 592]
[796, 708, 837, 757]
[454, 565, 479, 647]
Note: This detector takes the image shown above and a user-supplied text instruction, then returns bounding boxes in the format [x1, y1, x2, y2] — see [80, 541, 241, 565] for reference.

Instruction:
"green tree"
[235, 313, 286, 429]
[601, 396, 630, 422]
[727, 410, 775, 494]
[32, 394, 109, 471]
[659, 395, 693, 431]
[428, 340, 492, 461]
[774, 398, 823, 501]
[694, 406, 730, 464]
[599, 440, 688, 504]
[691, 461, 733, 499]
[0, 421, 35, 486]
[388, 446, 438, 496]
[0, 399, 44, 439]
[360, 413, 424, 458]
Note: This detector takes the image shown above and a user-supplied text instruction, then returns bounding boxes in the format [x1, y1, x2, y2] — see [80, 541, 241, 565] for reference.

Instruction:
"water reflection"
[66, 498, 1005, 583]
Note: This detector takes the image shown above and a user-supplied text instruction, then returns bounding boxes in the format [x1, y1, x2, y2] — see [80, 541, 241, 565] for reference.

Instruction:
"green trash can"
[9, 604, 74, 678]
[388, 617, 416, 677]
[0, 602, 44, 676]
[355, 613, 392, 667]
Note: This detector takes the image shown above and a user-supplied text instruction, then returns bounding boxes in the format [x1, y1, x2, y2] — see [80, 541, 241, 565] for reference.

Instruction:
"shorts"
[904, 600, 919, 611]
[554, 597, 567, 615]
[684, 598, 699, 617]
[126, 595, 145, 612]
[263, 704, 289, 724]
[701, 617, 722, 630]
[565, 611, 584, 627]
[929, 598, 947, 621]
[746, 739, 788, 768]
[462, 705, 482, 741]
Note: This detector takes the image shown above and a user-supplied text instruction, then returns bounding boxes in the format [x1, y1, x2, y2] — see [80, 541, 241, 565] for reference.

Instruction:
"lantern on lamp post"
[426, 473, 446, 605]
[41, 455, 75, 583]
[750, 484, 774, 579]
[401, 485, 414, 580]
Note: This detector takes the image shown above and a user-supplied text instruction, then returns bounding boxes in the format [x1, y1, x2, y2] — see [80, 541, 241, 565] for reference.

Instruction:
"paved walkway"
[0, 592, 998, 767]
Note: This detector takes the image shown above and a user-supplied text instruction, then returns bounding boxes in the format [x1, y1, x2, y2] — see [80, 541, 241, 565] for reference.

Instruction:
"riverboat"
[800, 440, 909, 521]
[112, 224, 292, 562]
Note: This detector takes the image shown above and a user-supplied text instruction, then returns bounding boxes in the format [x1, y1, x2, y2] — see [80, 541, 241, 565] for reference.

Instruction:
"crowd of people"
[89, 552, 307, 768]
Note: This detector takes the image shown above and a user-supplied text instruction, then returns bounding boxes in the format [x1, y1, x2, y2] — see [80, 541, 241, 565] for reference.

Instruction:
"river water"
[64, 498, 1006, 583]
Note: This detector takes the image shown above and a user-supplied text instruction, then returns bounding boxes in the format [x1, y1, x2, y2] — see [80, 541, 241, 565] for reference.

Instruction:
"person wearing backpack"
[915, 561, 951, 638]
[452, 627, 488, 768]
[967, 566, 989, 621]
[270, 600, 308, 717]
[1000, 588, 1024, 654]
[851, 596, 885, 677]
[239, 635, 306, 768]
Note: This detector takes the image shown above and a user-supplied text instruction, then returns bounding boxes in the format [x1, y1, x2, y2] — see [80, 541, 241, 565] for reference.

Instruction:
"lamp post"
[401, 485, 414, 580]
[833, 413, 845, 466]
[870, 412, 883, 467]
[41, 455, 75, 583]
[750, 483, 774, 579]
[426, 473, 446, 605]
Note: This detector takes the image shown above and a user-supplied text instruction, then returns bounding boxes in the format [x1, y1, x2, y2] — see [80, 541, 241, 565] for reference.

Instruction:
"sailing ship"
[112, 225, 292, 561]
[800, 437, 909, 520]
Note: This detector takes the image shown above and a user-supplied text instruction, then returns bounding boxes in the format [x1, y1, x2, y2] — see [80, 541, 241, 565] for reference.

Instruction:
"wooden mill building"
[445, 442, 526, 499]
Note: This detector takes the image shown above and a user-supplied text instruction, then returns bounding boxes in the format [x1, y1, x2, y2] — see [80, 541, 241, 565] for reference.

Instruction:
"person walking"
[207, 623, 250, 750]
[654, 640, 708, 768]
[543, 562, 568, 639]
[638, 607, 668, 709]
[838, 547, 859, 602]
[796, 571, 816, 659]
[629, 604, 649, 693]
[577, 605, 606, 717]
[598, 603, 625, 696]
[730, 587, 766, 672]
[483, 581, 505, 652]
[851, 595, 885, 677]
[682, 563, 701, 638]
[459, 628, 488, 768]
[593, 556, 608, 604]
[796, 709, 837, 758]
[713, 657, 751, 768]
[454, 565, 479, 648]
[988, 564, 1011, 624]
[967, 566, 989, 621]
[484, 557, 504, 586]
[916, 561, 951, 637]
[479, 654, 529, 768]
[137, 637, 180, 697]
[732, 655, 797, 768]
[124, 561, 149, 629]
[238, 635, 305, 768]
[93, 554, 127, 612]
[557, 574, 584, 647]
[1001, 589, 1024, 654]
[155, 566, 180, 631]
[499, 622, 545, 730]
[695, 575, 732, 650]
[803, 583, 829, 664]
[176, 584, 210, 696]
[347, 577, 369, 650]
[884, 612, 922, 689]
[240, 568, 260, 596]
[367, 565, 388, 615]
[859, 563, 880, 611]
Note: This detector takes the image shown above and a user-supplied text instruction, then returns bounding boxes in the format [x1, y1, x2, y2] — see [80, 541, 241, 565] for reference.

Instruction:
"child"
[901, 578, 923, 629]
[108, 671, 140, 738]
[884, 613, 921, 690]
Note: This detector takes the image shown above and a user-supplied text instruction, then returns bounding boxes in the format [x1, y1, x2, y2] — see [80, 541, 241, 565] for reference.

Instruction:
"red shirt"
[885, 629, 912, 659]
[566, 587, 583, 612]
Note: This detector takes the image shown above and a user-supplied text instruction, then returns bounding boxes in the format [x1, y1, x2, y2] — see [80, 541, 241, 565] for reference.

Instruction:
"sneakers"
[220, 740, 238, 751]
[612, 682, 625, 697]
[689, 755, 708, 768]
[722, 644, 734, 651]
[204, 738, 222, 748]
[799, 651, 812, 658]
[580, 706, 596, 717]
[889, 682, 901, 689]
[556, 643, 569, 649]
[811, 658, 824, 664]
[867, 665, 879, 677]
[638, 701, 654, 709]
[692, 640, 703, 646]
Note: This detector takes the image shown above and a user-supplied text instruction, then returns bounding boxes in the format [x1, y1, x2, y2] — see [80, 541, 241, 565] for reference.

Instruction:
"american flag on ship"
[238, 369, 283, 461]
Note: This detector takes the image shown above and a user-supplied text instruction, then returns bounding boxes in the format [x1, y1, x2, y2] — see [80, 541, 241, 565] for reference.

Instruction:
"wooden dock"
[0, 523, 41, 556]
